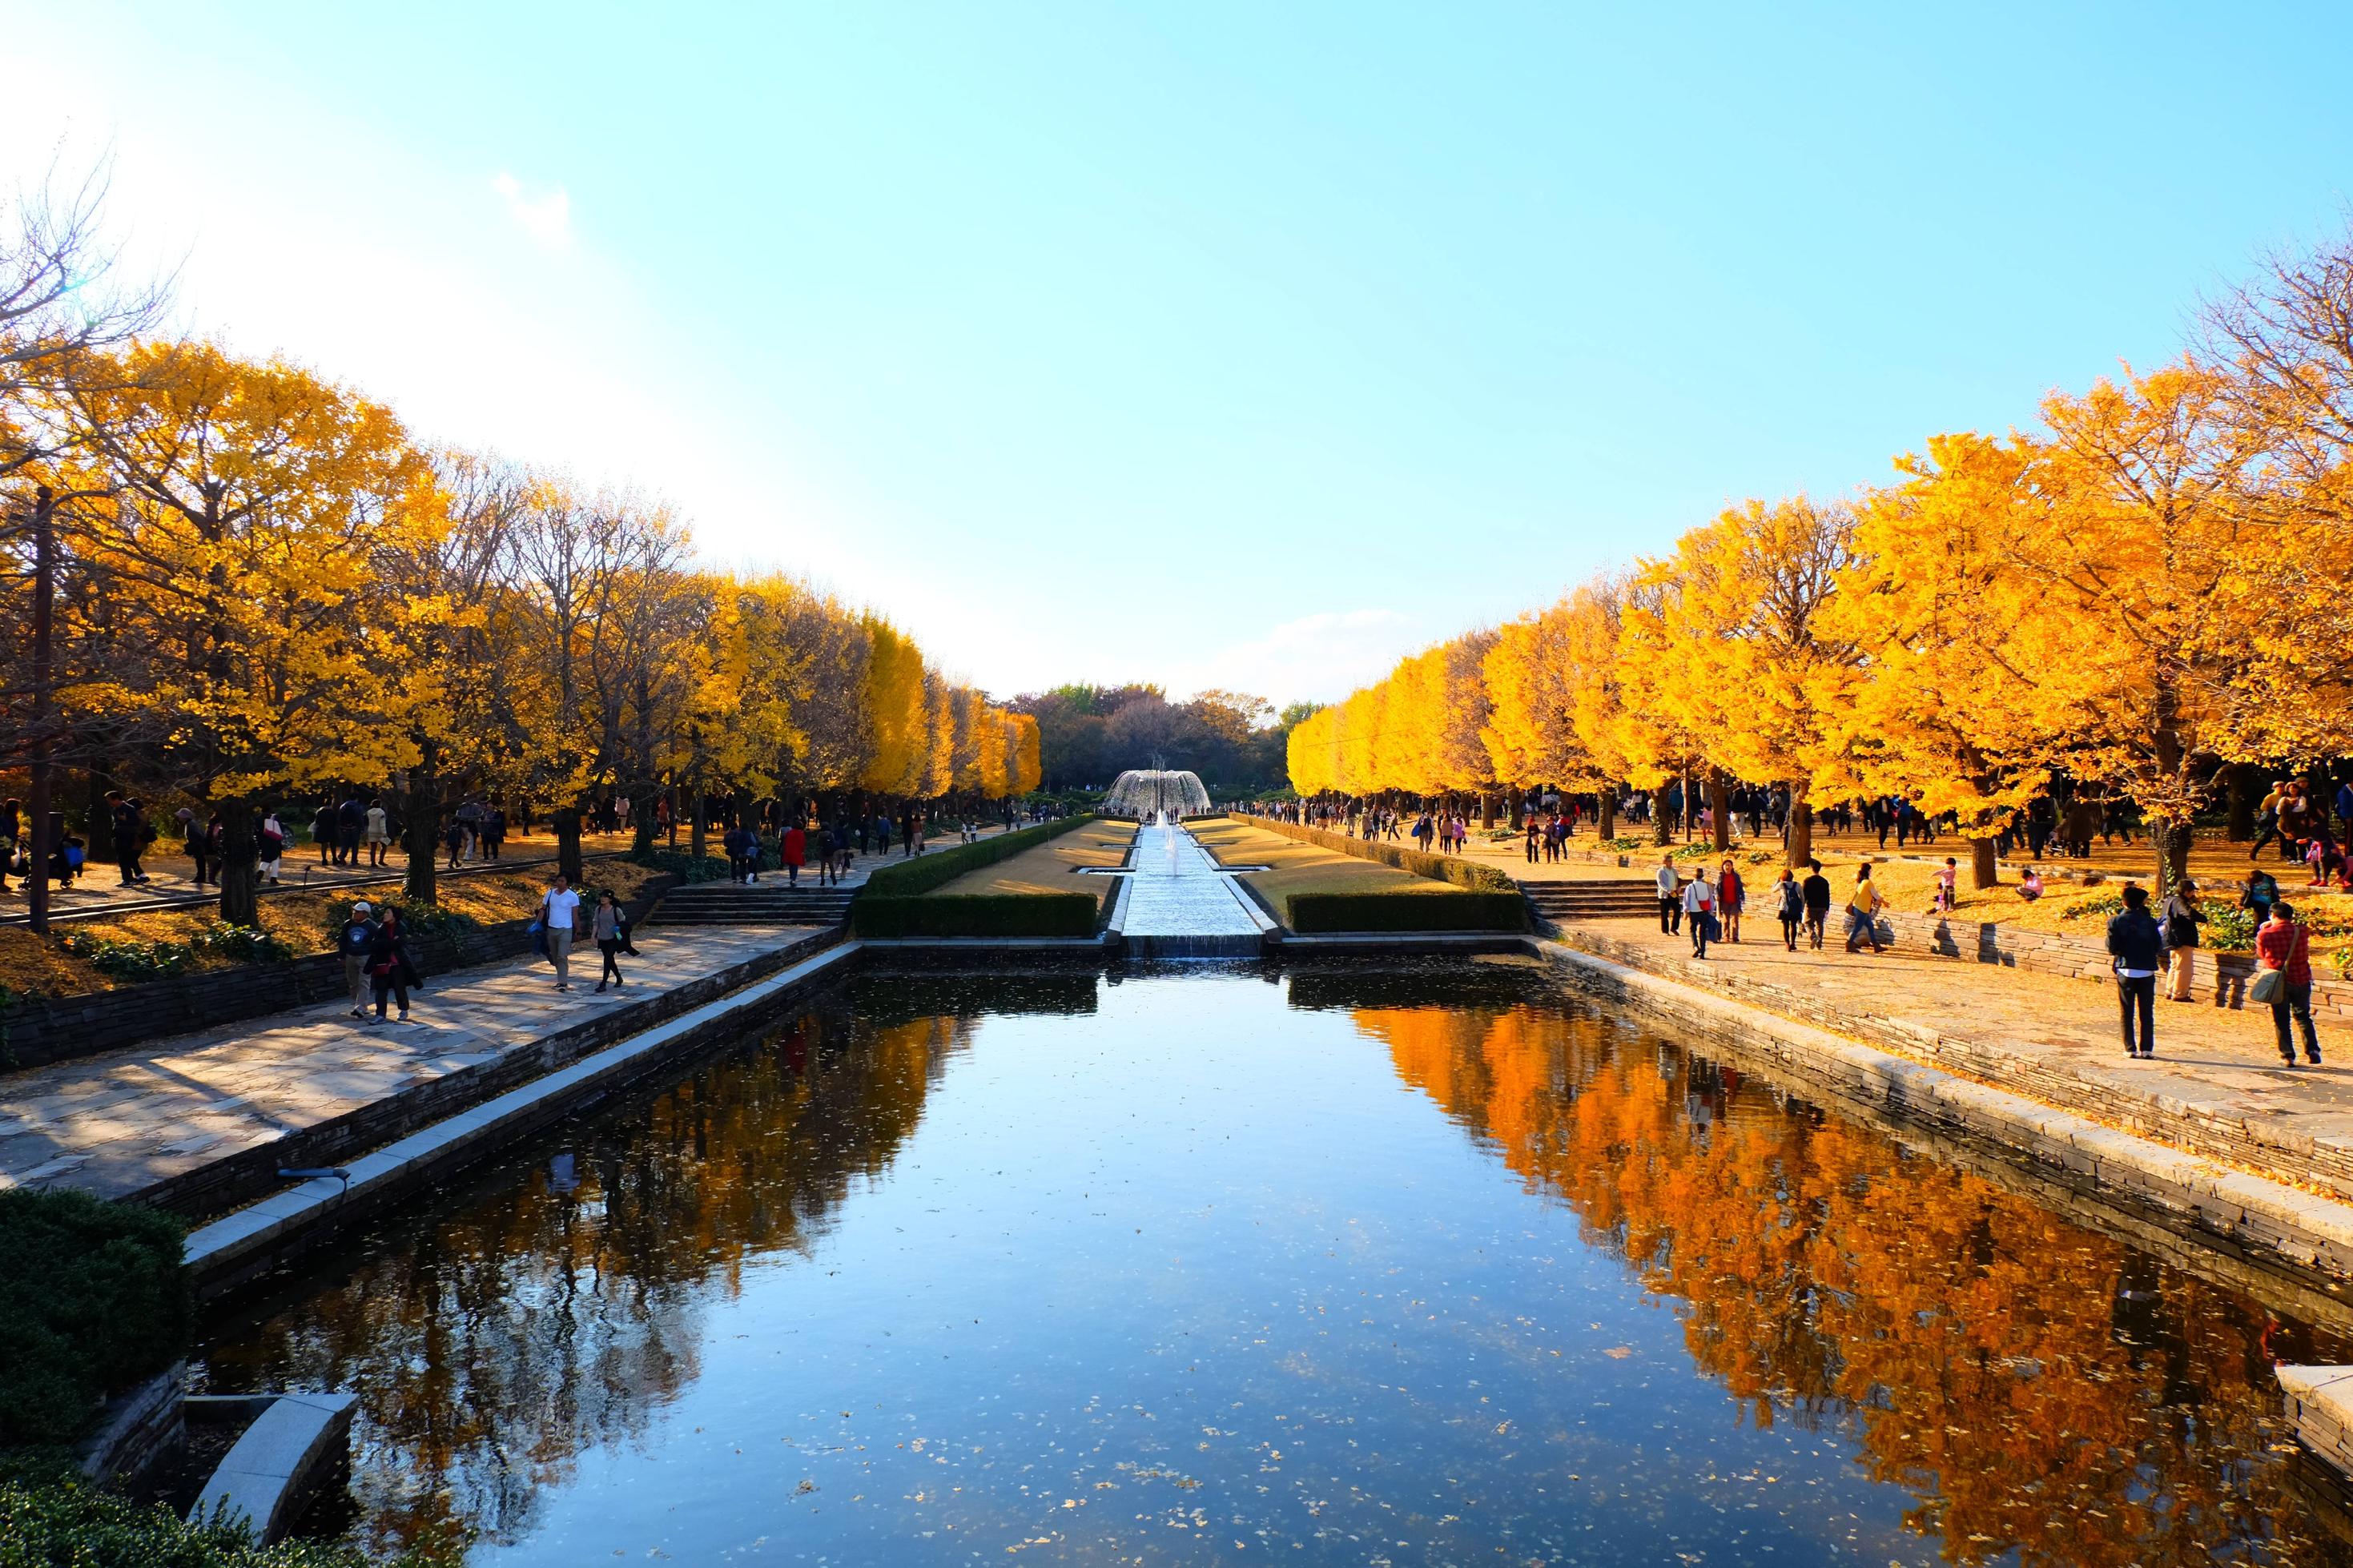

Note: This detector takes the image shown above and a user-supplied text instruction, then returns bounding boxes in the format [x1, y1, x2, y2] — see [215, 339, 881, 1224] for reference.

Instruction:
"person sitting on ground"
[2106, 884, 2163, 1060]
[2242, 866, 2280, 927]
[2018, 867, 2045, 902]
[1844, 866, 1886, 954]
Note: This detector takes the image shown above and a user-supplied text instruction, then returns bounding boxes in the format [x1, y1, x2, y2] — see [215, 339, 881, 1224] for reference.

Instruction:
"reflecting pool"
[197, 963, 2353, 1565]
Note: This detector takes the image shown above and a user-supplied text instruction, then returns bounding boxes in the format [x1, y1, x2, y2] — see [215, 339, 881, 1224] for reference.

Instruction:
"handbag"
[2250, 967, 2286, 1006]
[528, 918, 547, 958]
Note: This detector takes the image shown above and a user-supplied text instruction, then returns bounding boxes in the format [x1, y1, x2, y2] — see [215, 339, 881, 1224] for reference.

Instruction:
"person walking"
[814, 822, 839, 887]
[541, 874, 581, 991]
[105, 791, 149, 886]
[1683, 868, 1717, 958]
[592, 891, 627, 991]
[1774, 868, 1804, 951]
[365, 798, 392, 867]
[782, 820, 806, 887]
[181, 807, 212, 889]
[1655, 854, 1681, 935]
[337, 794, 365, 867]
[1718, 858, 1745, 943]
[366, 907, 421, 1023]
[1843, 866, 1886, 954]
[1800, 860, 1832, 951]
[311, 802, 337, 867]
[2158, 878, 2203, 1002]
[258, 811, 287, 885]
[2106, 884, 2163, 1059]
[339, 899, 379, 1019]
[2256, 901, 2322, 1067]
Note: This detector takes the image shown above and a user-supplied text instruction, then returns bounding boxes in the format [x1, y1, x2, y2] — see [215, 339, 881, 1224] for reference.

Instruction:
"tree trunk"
[1708, 769, 1732, 854]
[2153, 816, 2194, 895]
[217, 802, 259, 927]
[689, 788, 707, 862]
[555, 805, 584, 883]
[1969, 834, 1999, 891]
[1506, 786, 1524, 830]
[1651, 784, 1674, 846]
[404, 742, 440, 903]
[24, 484, 55, 934]
[1480, 791, 1498, 829]
[631, 788, 657, 855]
[1788, 797, 1815, 870]
[1598, 791, 1617, 842]
[2226, 762, 2260, 842]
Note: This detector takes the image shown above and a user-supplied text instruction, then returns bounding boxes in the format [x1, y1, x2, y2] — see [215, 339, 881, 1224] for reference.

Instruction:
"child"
[1935, 857, 1958, 913]
[2018, 868, 2045, 902]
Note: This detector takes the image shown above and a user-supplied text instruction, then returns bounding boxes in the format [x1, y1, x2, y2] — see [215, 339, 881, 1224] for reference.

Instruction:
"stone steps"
[1519, 879, 1659, 920]
[651, 883, 855, 926]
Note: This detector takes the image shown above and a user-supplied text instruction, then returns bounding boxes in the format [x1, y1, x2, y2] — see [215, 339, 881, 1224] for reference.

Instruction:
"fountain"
[1103, 769, 1211, 820]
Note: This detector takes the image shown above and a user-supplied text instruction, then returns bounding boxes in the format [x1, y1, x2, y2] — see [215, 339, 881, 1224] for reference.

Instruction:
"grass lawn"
[931, 819, 1140, 910]
[0, 858, 662, 1002]
[1189, 817, 1462, 924]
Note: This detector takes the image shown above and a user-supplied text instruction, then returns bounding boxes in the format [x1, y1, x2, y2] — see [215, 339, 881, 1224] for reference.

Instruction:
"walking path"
[1547, 911, 2353, 1200]
[0, 924, 819, 1204]
[1119, 821, 1262, 939]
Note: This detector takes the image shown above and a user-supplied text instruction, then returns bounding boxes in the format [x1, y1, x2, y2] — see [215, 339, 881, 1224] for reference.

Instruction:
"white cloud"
[1176, 607, 1420, 709]
[491, 171, 572, 248]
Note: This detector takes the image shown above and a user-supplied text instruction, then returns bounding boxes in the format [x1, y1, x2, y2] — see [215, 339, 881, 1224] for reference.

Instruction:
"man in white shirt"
[542, 875, 581, 991]
[1682, 869, 1716, 959]
[1655, 855, 1681, 935]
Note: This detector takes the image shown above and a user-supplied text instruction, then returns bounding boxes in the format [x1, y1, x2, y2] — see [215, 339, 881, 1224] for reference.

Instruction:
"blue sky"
[7, 2, 2351, 706]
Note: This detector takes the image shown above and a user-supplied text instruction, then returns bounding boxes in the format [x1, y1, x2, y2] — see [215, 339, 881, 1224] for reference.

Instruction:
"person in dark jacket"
[1800, 860, 1832, 951]
[2158, 879, 2203, 1002]
[367, 908, 422, 1023]
[2106, 884, 2164, 1059]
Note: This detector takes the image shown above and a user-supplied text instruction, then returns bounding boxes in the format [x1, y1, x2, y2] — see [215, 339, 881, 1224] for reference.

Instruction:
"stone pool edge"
[1534, 937, 2353, 1281]
[181, 940, 867, 1300]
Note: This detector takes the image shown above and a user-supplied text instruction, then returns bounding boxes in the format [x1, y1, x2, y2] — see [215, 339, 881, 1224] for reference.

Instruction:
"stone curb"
[187, 1391, 356, 1544]
[182, 941, 864, 1298]
[1534, 937, 2353, 1277]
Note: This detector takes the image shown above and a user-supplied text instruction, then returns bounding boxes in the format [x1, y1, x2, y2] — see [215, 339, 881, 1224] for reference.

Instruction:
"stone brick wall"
[0, 877, 678, 1071]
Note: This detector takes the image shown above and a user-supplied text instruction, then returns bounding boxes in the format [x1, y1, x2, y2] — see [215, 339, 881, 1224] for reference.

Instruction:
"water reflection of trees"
[1349, 999, 2353, 1566]
[200, 995, 974, 1557]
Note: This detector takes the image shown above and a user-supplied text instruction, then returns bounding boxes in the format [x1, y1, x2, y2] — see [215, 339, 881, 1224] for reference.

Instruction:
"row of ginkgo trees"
[0, 180, 1038, 931]
[1289, 223, 2353, 891]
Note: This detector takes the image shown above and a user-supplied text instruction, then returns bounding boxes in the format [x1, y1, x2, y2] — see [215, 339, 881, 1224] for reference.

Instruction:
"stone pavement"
[0, 923, 817, 1204]
[1551, 911, 2353, 1198]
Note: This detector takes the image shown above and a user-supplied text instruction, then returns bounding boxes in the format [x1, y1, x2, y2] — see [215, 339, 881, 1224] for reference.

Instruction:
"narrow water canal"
[197, 963, 2353, 1565]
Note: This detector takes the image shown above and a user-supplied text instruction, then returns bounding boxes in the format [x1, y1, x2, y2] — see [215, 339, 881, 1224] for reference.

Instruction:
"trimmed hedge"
[0, 1190, 190, 1450]
[1230, 815, 1521, 895]
[1287, 891, 1528, 934]
[853, 893, 1100, 939]
[856, 816, 1097, 899]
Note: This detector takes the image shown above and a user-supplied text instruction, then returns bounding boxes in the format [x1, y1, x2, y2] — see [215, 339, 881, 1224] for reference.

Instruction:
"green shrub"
[320, 895, 478, 948]
[857, 817, 1096, 900]
[0, 1190, 190, 1449]
[853, 893, 1100, 939]
[627, 847, 735, 885]
[1601, 836, 1647, 852]
[0, 1474, 457, 1566]
[54, 922, 297, 982]
[1235, 816, 1519, 895]
[1285, 891, 1526, 933]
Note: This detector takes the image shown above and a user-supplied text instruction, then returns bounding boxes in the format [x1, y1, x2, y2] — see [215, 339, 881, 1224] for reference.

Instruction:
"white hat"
[352, 900, 372, 915]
